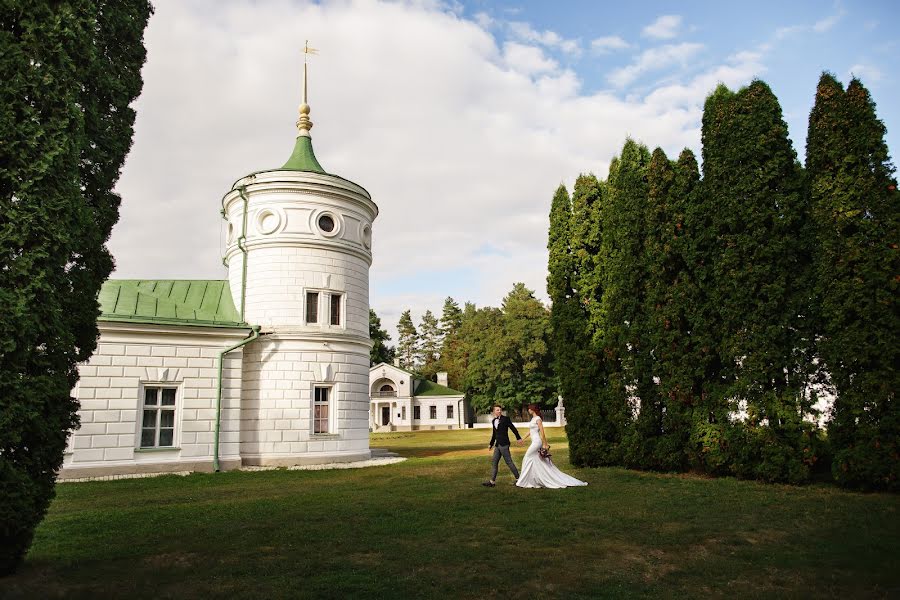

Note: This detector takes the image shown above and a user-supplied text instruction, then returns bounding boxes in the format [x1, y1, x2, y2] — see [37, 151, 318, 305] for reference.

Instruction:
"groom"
[482, 404, 522, 487]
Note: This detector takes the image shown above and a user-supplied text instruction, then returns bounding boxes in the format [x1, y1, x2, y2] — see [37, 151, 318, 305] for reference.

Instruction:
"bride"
[516, 404, 588, 489]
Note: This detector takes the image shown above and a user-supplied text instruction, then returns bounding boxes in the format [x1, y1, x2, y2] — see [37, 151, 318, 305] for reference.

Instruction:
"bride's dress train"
[516, 416, 588, 489]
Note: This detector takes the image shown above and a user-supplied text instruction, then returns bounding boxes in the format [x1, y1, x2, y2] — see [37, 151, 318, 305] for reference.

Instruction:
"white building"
[61, 66, 379, 479]
[369, 363, 466, 431]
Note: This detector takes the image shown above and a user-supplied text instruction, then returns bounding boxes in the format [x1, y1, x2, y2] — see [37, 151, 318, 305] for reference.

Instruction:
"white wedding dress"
[516, 416, 588, 489]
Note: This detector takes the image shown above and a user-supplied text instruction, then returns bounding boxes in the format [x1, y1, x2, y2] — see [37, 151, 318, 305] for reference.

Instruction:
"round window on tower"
[313, 210, 341, 238]
[318, 214, 335, 233]
[360, 222, 372, 249]
[256, 209, 283, 235]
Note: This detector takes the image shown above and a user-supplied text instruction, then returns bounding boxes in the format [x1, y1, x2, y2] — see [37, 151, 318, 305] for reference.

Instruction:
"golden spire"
[296, 40, 318, 137]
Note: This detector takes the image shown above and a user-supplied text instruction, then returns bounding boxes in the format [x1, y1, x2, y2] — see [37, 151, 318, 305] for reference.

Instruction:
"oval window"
[318, 214, 335, 233]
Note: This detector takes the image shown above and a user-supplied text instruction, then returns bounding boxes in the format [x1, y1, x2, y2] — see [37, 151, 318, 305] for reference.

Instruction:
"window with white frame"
[429, 405, 437, 419]
[413, 405, 420, 420]
[314, 386, 331, 434]
[447, 405, 454, 419]
[402, 406, 406, 420]
[305, 290, 344, 327]
[141, 386, 177, 448]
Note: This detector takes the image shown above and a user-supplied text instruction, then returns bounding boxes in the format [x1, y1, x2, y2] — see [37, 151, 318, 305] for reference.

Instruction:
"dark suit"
[489, 415, 521, 449]
[489, 415, 521, 481]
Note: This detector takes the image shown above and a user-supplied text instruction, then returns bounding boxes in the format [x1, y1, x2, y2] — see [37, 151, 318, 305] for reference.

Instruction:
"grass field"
[3, 428, 898, 599]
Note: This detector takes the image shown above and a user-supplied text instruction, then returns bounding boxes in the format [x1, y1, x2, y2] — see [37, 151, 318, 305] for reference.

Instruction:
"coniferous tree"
[655, 149, 702, 470]
[602, 141, 653, 468]
[633, 147, 689, 470]
[396, 310, 418, 370]
[439, 297, 463, 338]
[417, 310, 441, 379]
[701, 81, 815, 484]
[548, 183, 601, 465]
[569, 173, 624, 465]
[807, 74, 899, 490]
[369, 309, 395, 366]
[0, 0, 152, 573]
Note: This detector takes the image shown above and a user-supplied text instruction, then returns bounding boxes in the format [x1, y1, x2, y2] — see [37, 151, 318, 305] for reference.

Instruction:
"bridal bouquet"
[538, 446, 551, 460]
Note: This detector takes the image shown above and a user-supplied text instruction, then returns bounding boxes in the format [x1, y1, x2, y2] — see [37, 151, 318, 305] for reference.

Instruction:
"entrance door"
[381, 406, 390, 426]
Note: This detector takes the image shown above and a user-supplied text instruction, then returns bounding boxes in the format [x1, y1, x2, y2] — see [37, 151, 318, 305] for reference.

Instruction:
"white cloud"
[503, 42, 558, 75]
[642, 15, 683, 40]
[608, 42, 705, 88]
[109, 0, 760, 338]
[474, 11, 493, 29]
[591, 35, 630, 53]
[813, 11, 844, 33]
[508, 20, 581, 56]
[776, 9, 845, 39]
[848, 63, 883, 83]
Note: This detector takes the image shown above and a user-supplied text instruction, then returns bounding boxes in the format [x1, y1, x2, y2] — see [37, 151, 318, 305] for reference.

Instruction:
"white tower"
[221, 50, 378, 466]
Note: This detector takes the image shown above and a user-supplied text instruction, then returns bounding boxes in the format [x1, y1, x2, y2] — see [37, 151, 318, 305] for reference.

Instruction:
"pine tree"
[396, 310, 418, 370]
[369, 309, 395, 366]
[0, 0, 152, 573]
[701, 81, 815, 484]
[417, 309, 441, 379]
[439, 297, 463, 338]
[807, 73, 900, 490]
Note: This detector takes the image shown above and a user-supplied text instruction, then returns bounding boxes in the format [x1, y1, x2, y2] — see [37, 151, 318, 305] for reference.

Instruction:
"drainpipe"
[213, 326, 260, 472]
[236, 185, 250, 321]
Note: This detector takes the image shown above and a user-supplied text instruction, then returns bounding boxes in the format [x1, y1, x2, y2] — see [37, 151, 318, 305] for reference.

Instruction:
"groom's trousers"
[491, 444, 520, 481]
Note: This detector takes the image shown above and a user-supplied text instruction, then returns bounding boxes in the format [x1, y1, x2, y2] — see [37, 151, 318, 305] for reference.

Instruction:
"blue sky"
[462, 0, 898, 156]
[111, 0, 898, 338]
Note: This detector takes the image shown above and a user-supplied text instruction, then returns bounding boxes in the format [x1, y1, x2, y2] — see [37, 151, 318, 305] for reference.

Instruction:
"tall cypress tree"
[701, 81, 815, 484]
[602, 140, 653, 468]
[658, 149, 703, 470]
[0, 0, 151, 573]
[634, 147, 694, 471]
[569, 173, 625, 465]
[807, 74, 900, 490]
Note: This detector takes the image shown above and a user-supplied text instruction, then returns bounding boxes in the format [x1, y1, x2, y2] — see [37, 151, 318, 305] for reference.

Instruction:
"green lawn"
[3, 428, 898, 599]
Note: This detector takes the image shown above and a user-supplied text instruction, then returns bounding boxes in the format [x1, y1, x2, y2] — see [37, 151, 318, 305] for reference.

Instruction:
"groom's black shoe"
[481, 481, 495, 487]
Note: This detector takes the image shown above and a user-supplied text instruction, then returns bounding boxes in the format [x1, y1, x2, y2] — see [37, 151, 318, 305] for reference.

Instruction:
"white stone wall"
[411, 397, 462, 429]
[62, 323, 250, 479]
[231, 246, 370, 337]
[240, 334, 371, 465]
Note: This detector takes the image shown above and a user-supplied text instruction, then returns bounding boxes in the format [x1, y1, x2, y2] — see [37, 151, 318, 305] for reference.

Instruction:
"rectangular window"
[402, 406, 407, 420]
[330, 294, 341, 326]
[141, 386, 177, 448]
[314, 386, 330, 434]
[413, 406, 421, 420]
[429, 406, 437, 419]
[447, 405, 454, 419]
[306, 292, 319, 324]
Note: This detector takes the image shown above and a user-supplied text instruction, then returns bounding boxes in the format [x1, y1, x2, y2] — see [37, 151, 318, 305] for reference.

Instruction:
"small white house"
[369, 363, 465, 431]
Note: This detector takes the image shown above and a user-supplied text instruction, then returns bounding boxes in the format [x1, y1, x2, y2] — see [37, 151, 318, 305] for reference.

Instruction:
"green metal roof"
[281, 135, 326, 173]
[97, 280, 247, 328]
[414, 379, 463, 397]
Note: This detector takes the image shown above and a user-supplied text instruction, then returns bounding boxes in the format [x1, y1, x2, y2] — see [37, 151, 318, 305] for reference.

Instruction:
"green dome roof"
[281, 135, 325, 173]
